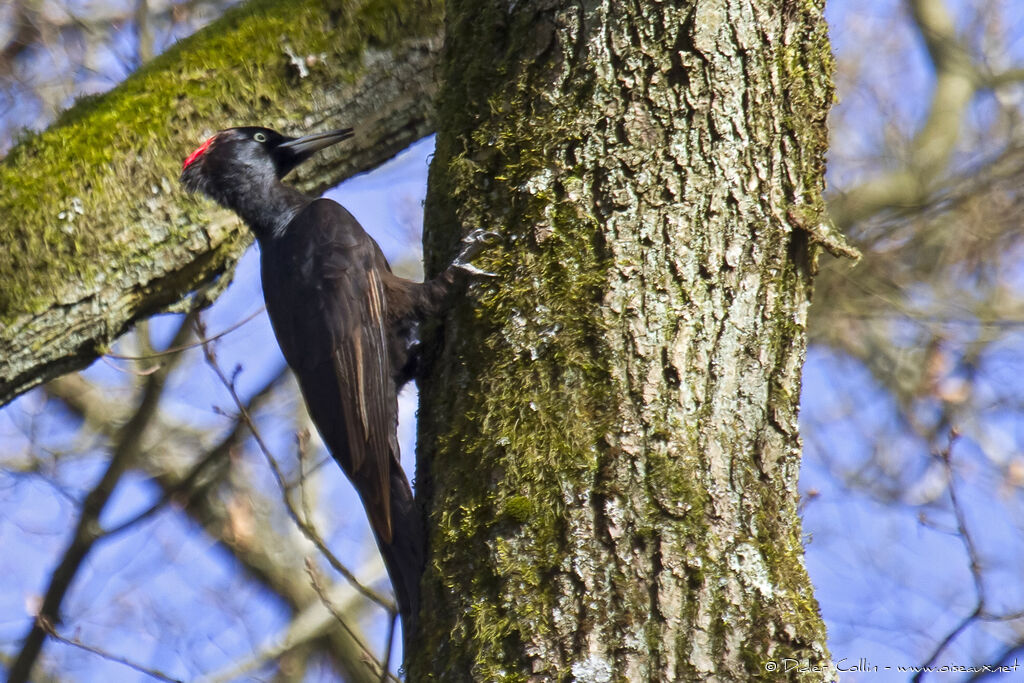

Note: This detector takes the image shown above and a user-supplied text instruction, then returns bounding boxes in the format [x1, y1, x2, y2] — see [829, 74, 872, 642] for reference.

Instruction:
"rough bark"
[0, 0, 443, 406]
[415, 0, 833, 679]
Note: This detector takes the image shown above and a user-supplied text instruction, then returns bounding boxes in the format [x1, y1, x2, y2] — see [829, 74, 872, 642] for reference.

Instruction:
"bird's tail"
[372, 465, 424, 641]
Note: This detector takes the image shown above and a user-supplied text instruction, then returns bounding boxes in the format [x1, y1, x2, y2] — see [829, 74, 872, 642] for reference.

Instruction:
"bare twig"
[43, 324, 384, 682]
[40, 617, 182, 683]
[197, 557, 382, 683]
[380, 610, 399, 683]
[305, 559, 399, 683]
[913, 431, 978, 681]
[967, 643, 1024, 681]
[296, 427, 317, 535]
[195, 316, 395, 611]
[99, 354, 162, 376]
[7, 313, 195, 683]
[912, 430, 1024, 680]
[105, 307, 265, 361]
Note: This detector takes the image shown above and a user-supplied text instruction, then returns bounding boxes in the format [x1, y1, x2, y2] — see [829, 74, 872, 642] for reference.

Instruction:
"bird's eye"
[254, 132, 267, 143]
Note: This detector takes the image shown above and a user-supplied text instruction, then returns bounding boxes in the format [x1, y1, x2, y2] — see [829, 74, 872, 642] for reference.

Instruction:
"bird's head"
[180, 126, 354, 199]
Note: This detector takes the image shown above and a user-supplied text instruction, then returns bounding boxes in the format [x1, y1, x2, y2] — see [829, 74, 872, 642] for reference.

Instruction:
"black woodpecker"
[180, 126, 491, 634]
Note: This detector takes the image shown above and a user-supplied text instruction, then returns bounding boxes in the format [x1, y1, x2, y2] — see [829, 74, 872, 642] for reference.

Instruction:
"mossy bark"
[415, 0, 834, 679]
[0, 0, 443, 405]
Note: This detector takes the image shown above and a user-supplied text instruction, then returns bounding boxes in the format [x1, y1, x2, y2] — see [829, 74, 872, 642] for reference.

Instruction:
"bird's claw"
[453, 229, 499, 277]
[452, 261, 497, 277]
[464, 228, 499, 242]
[460, 229, 499, 251]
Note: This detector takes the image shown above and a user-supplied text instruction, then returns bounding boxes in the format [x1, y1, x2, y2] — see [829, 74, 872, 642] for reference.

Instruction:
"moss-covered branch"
[0, 0, 442, 405]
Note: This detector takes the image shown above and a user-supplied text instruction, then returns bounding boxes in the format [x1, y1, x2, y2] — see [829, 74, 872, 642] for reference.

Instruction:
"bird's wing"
[327, 263, 392, 476]
[302, 199, 396, 541]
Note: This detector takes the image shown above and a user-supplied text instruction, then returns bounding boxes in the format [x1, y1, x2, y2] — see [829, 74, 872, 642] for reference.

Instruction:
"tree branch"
[0, 0, 443, 406]
[7, 313, 194, 683]
[44, 355, 385, 683]
[913, 431, 1024, 680]
[196, 316, 395, 612]
[197, 560, 385, 683]
[827, 0, 985, 229]
[40, 619, 183, 683]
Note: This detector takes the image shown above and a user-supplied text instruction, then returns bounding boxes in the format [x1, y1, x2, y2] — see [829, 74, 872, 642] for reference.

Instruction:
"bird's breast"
[259, 244, 334, 370]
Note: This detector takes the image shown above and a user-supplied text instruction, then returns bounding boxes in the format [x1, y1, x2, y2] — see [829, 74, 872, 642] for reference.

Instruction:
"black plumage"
[180, 126, 490, 632]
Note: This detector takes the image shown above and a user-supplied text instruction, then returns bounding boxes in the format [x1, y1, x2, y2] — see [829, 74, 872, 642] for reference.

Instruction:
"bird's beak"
[278, 128, 354, 156]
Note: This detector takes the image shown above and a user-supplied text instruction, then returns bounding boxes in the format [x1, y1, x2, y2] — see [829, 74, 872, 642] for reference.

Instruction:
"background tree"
[0, 0, 1023, 681]
[806, 0, 1024, 674]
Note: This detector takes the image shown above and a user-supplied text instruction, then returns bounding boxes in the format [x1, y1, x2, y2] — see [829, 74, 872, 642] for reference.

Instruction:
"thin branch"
[195, 316, 395, 612]
[913, 430, 991, 681]
[7, 313, 195, 683]
[99, 354, 161, 376]
[40, 617, 182, 683]
[944, 434, 984, 604]
[305, 559, 399, 683]
[379, 610, 399, 683]
[43, 364, 382, 682]
[97, 366, 287, 540]
[98, 364, 292, 540]
[104, 307, 265, 361]
[296, 427, 318, 537]
[196, 560, 381, 683]
[967, 643, 1024, 681]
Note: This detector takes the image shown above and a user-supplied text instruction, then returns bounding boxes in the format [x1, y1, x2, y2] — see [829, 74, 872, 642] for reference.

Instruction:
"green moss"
[414, 3, 620, 668]
[0, 0, 442, 326]
[743, 503, 828, 679]
[776, 0, 834, 220]
[645, 441, 709, 518]
[500, 496, 533, 523]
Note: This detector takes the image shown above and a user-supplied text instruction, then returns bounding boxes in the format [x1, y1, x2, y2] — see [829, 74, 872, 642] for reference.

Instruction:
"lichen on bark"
[415, 0, 835, 679]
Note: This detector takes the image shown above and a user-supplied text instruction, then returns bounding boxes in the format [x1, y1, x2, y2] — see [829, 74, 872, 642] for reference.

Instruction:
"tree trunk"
[415, 0, 833, 679]
[0, 0, 443, 406]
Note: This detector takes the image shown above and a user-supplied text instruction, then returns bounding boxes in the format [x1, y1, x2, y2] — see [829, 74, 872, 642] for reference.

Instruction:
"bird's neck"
[219, 177, 311, 240]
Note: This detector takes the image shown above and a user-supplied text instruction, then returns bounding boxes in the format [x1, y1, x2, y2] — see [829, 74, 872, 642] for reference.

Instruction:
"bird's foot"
[452, 229, 499, 277]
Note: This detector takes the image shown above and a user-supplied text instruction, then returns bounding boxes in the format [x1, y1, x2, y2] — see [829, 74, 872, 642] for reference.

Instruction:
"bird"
[179, 125, 492, 633]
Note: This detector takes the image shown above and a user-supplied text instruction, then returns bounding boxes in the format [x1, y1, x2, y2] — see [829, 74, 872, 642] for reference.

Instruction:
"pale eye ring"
[254, 132, 267, 143]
